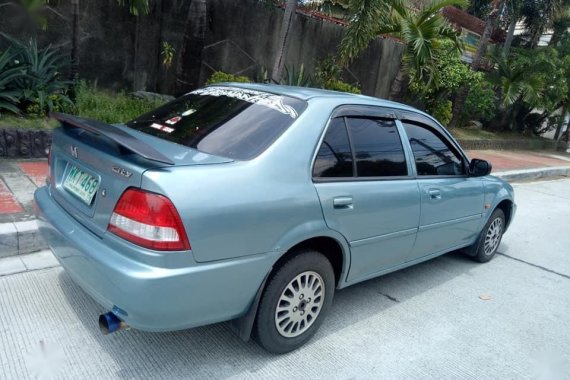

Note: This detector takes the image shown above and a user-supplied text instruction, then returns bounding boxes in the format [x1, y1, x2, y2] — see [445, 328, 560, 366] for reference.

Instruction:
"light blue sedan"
[35, 84, 515, 353]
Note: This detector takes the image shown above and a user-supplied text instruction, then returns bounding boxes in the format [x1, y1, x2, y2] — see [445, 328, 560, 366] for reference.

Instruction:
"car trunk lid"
[48, 113, 232, 238]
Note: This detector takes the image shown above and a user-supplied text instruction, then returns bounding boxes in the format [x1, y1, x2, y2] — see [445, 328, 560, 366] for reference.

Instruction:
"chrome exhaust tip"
[98, 312, 128, 335]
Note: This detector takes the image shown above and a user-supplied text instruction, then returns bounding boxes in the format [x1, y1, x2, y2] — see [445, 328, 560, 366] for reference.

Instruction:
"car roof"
[211, 82, 427, 115]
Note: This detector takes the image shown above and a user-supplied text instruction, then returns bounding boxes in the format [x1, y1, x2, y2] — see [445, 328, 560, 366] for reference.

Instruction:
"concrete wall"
[0, 0, 405, 98]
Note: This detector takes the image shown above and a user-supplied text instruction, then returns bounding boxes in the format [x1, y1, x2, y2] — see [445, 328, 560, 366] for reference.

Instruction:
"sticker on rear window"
[166, 116, 182, 125]
[150, 123, 175, 133]
[191, 86, 298, 119]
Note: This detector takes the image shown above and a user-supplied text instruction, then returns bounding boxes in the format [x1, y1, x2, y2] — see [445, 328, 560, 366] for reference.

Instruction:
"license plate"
[63, 165, 99, 205]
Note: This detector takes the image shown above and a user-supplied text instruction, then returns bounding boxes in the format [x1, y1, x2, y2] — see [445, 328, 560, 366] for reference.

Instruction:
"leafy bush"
[0, 33, 73, 116]
[429, 99, 453, 126]
[461, 78, 496, 125]
[321, 79, 361, 94]
[409, 39, 478, 111]
[314, 56, 343, 85]
[73, 81, 165, 124]
[206, 71, 251, 85]
[314, 56, 361, 93]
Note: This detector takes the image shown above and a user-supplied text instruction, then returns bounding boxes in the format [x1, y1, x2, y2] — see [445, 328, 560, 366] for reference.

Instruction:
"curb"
[1, 165, 569, 260]
[494, 166, 570, 182]
[0, 220, 47, 259]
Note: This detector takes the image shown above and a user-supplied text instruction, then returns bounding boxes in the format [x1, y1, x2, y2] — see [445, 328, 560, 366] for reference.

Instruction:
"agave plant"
[282, 64, 314, 87]
[0, 48, 25, 114]
[1, 33, 74, 115]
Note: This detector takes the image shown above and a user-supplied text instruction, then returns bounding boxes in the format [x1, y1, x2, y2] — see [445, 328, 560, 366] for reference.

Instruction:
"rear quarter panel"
[141, 100, 341, 263]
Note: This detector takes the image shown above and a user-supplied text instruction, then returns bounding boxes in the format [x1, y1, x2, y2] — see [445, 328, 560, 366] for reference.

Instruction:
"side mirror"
[469, 159, 492, 177]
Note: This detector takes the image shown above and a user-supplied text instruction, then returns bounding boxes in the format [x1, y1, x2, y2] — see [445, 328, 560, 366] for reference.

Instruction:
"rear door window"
[313, 118, 354, 178]
[313, 115, 408, 179]
[346, 117, 407, 177]
[127, 86, 307, 160]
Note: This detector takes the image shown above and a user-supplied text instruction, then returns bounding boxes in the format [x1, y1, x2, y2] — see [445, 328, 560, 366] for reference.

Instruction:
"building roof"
[442, 6, 506, 43]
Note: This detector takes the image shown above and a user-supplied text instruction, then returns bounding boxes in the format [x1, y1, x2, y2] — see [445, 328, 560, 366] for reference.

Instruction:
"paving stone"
[0, 255, 25, 276]
[1, 173, 36, 207]
[0, 222, 18, 258]
[19, 250, 59, 271]
[0, 178, 23, 214]
[15, 220, 47, 254]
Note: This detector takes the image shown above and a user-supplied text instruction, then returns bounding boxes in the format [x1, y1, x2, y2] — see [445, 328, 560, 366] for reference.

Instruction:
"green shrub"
[314, 56, 361, 93]
[461, 78, 496, 126]
[314, 56, 342, 84]
[409, 39, 479, 113]
[322, 79, 361, 94]
[73, 81, 165, 124]
[428, 100, 453, 126]
[206, 71, 251, 85]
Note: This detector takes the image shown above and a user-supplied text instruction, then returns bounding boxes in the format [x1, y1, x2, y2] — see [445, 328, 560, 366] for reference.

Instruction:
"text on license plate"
[63, 165, 99, 205]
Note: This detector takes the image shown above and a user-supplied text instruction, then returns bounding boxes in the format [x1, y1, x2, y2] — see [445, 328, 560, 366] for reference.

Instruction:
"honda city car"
[35, 84, 515, 353]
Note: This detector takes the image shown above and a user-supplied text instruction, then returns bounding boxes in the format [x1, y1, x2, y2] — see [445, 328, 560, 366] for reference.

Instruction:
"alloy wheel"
[274, 271, 325, 338]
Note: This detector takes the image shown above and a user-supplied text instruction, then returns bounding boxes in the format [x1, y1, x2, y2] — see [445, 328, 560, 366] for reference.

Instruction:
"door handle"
[427, 189, 442, 200]
[333, 196, 353, 209]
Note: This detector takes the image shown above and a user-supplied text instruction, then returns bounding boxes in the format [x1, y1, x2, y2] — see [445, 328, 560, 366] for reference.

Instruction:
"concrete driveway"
[1, 178, 569, 379]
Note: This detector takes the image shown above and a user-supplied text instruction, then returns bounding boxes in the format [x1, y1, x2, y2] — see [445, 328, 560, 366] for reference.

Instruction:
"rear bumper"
[34, 186, 275, 332]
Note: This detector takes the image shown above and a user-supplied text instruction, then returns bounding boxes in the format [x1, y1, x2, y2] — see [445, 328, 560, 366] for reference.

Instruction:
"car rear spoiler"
[50, 112, 175, 165]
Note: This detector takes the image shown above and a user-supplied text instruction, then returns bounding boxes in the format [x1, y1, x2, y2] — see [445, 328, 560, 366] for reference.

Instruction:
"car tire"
[469, 208, 506, 263]
[254, 250, 335, 354]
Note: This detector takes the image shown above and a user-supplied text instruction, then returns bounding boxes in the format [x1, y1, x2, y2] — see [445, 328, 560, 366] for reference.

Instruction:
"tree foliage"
[461, 78, 497, 124]
[409, 39, 479, 124]
[340, 0, 467, 82]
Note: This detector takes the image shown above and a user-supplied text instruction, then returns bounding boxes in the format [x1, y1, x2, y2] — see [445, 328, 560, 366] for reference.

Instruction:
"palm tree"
[339, 0, 467, 101]
[272, 0, 298, 83]
[520, 0, 570, 48]
[489, 49, 543, 109]
[549, 5, 570, 47]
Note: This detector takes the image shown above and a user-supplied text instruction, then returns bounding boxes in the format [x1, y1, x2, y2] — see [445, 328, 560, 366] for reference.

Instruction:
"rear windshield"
[126, 86, 307, 160]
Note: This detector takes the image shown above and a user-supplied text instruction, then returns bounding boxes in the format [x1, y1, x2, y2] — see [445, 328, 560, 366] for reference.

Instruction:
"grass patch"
[0, 82, 167, 129]
[0, 115, 58, 130]
[74, 81, 165, 124]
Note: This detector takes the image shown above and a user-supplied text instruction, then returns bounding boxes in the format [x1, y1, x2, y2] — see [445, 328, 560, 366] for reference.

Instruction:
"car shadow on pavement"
[56, 251, 482, 378]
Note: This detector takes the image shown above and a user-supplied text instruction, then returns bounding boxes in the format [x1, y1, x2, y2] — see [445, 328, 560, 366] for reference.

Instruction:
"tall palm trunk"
[271, 0, 297, 84]
[449, 0, 503, 128]
[69, 0, 80, 100]
[503, 18, 516, 54]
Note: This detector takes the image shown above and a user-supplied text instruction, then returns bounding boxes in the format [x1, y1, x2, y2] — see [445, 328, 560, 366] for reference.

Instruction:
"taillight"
[108, 188, 190, 251]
